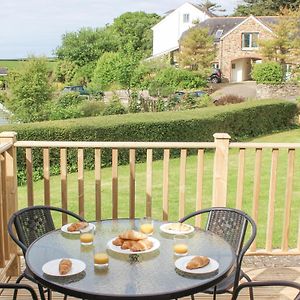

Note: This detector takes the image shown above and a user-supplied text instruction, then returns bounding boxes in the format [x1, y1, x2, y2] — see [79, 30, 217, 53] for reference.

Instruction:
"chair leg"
[243, 273, 254, 300]
[47, 288, 52, 300]
[13, 273, 25, 300]
[191, 294, 195, 300]
[38, 284, 47, 300]
[213, 286, 217, 300]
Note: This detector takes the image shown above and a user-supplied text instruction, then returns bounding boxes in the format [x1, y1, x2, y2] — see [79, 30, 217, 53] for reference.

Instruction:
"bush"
[1, 100, 297, 185]
[80, 99, 106, 117]
[252, 61, 284, 84]
[56, 92, 84, 108]
[102, 95, 127, 116]
[214, 94, 245, 106]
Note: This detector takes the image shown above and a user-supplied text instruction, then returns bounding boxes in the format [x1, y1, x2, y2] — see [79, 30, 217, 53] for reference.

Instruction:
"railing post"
[0, 131, 20, 276]
[212, 133, 231, 207]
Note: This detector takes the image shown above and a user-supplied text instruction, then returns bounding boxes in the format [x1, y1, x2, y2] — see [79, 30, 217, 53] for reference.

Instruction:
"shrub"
[214, 94, 245, 106]
[80, 99, 106, 117]
[1, 100, 297, 185]
[252, 61, 283, 84]
[56, 92, 84, 108]
[102, 95, 127, 115]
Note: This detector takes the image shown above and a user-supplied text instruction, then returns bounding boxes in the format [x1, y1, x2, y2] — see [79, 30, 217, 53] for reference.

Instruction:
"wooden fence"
[0, 131, 299, 279]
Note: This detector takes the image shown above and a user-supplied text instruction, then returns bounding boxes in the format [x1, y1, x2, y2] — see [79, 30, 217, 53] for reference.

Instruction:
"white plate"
[160, 223, 194, 235]
[42, 258, 86, 277]
[107, 237, 160, 254]
[61, 223, 96, 235]
[175, 256, 219, 275]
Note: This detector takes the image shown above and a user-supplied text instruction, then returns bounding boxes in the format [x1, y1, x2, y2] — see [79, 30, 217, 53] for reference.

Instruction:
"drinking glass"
[173, 234, 188, 256]
[140, 217, 154, 235]
[93, 248, 109, 269]
[80, 226, 94, 246]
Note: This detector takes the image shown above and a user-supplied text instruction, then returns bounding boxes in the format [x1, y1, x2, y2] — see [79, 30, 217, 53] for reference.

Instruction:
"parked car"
[174, 90, 206, 100]
[209, 68, 222, 83]
[62, 85, 89, 95]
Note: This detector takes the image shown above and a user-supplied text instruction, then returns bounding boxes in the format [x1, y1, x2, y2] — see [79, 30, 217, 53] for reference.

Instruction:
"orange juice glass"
[173, 234, 188, 256]
[80, 227, 94, 246]
[94, 252, 109, 269]
[140, 217, 154, 235]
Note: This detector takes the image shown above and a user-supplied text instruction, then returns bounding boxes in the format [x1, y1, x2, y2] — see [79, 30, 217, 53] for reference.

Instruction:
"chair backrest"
[8, 205, 85, 254]
[0, 283, 39, 300]
[232, 280, 300, 300]
[179, 207, 256, 256]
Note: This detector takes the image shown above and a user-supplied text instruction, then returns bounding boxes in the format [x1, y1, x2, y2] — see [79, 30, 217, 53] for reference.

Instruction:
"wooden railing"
[0, 131, 300, 278]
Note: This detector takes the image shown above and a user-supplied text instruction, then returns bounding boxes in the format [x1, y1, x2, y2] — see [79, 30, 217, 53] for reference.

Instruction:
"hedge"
[0, 100, 297, 184]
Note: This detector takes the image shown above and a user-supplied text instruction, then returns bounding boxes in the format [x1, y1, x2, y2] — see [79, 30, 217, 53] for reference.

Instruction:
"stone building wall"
[216, 18, 274, 81]
[257, 83, 300, 99]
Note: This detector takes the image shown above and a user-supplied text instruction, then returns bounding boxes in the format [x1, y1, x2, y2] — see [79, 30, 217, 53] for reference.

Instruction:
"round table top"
[26, 219, 235, 300]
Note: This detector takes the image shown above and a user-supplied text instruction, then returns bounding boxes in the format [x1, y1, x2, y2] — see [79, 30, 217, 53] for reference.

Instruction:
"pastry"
[130, 239, 153, 252]
[119, 230, 147, 241]
[186, 256, 210, 269]
[67, 221, 89, 232]
[112, 237, 124, 246]
[167, 223, 191, 232]
[59, 258, 72, 275]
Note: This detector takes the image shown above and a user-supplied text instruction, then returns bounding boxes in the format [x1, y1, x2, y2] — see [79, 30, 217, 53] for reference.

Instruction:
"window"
[183, 13, 189, 23]
[242, 32, 259, 49]
[215, 29, 223, 39]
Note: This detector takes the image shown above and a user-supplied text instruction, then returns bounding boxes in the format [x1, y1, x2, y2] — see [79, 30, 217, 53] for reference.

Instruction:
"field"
[0, 59, 57, 72]
[16, 128, 300, 249]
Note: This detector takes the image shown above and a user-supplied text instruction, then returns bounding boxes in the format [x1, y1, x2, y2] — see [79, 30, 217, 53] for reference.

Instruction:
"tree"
[111, 12, 161, 57]
[178, 27, 216, 72]
[198, 0, 225, 14]
[56, 27, 118, 67]
[6, 57, 53, 122]
[234, 0, 300, 16]
[259, 9, 300, 66]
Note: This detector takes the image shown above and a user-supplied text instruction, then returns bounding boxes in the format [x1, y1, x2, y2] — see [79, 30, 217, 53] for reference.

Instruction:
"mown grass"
[17, 128, 300, 250]
[0, 59, 57, 72]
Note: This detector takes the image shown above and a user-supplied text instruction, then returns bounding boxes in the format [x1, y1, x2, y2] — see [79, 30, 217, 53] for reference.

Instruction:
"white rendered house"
[151, 2, 213, 58]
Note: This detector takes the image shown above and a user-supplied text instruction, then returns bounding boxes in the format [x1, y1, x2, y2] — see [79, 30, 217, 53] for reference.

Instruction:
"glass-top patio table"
[25, 219, 235, 299]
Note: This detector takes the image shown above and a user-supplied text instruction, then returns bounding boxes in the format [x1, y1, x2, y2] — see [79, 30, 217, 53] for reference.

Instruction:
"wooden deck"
[1, 262, 299, 299]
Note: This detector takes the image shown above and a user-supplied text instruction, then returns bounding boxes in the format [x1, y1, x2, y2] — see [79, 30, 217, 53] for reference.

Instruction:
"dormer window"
[183, 14, 190, 23]
[242, 32, 259, 49]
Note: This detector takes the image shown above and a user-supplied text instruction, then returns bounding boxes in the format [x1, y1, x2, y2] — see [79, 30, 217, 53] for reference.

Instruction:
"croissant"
[119, 230, 147, 241]
[59, 259, 72, 275]
[186, 256, 210, 270]
[67, 221, 89, 232]
[130, 239, 153, 252]
[121, 240, 136, 250]
[112, 237, 124, 246]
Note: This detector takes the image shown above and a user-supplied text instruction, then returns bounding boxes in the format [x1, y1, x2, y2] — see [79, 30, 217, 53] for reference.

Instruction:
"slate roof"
[195, 16, 279, 41]
[0, 67, 8, 76]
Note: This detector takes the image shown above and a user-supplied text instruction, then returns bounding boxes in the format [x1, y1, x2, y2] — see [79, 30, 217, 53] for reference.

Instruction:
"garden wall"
[257, 83, 300, 99]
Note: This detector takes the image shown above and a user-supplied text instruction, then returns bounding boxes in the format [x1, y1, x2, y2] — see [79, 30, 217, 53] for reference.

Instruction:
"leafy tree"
[198, 0, 225, 13]
[234, 0, 300, 16]
[111, 12, 161, 57]
[178, 27, 216, 71]
[54, 60, 78, 84]
[6, 57, 53, 122]
[56, 27, 118, 67]
[259, 9, 300, 66]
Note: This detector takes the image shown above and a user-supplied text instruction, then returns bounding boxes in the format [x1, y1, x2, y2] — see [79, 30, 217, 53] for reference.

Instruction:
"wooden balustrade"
[0, 131, 299, 281]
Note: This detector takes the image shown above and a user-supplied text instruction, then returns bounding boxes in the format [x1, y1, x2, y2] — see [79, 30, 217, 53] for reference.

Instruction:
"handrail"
[14, 141, 215, 149]
[0, 142, 13, 154]
[230, 142, 300, 149]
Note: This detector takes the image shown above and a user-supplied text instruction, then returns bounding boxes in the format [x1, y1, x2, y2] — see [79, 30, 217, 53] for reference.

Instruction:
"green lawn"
[17, 128, 300, 249]
[0, 59, 57, 72]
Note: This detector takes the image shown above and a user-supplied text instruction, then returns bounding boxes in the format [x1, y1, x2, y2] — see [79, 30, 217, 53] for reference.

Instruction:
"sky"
[0, 0, 242, 59]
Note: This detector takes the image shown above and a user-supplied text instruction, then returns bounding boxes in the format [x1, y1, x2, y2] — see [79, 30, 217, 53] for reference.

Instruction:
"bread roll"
[112, 237, 124, 246]
[130, 239, 153, 252]
[67, 222, 89, 232]
[119, 230, 147, 241]
[59, 259, 72, 275]
[186, 256, 210, 269]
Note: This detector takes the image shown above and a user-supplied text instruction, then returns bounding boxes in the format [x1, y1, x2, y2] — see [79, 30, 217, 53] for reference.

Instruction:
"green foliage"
[71, 62, 97, 86]
[252, 61, 284, 84]
[56, 92, 84, 108]
[6, 57, 53, 123]
[179, 27, 216, 71]
[54, 60, 78, 84]
[180, 93, 212, 110]
[156, 97, 166, 112]
[235, 0, 300, 16]
[102, 95, 127, 116]
[80, 99, 106, 117]
[111, 12, 161, 57]
[2, 100, 297, 185]
[56, 27, 118, 67]
[128, 90, 141, 113]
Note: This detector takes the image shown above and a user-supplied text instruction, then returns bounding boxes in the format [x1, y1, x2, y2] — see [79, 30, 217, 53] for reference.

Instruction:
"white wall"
[152, 3, 210, 57]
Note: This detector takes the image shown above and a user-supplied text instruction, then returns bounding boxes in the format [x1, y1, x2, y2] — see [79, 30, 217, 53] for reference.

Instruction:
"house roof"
[195, 15, 279, 41]
[0, 67, 8, 76]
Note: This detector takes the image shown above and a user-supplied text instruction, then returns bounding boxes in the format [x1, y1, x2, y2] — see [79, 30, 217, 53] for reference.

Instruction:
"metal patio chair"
[231, 280, 300, 300]
[179, 207, 257, 300]
[0, 282, 38, 300]
[8, 205, 85, 300]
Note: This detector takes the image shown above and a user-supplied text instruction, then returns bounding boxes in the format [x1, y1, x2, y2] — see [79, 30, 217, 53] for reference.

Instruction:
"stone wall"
[256, 83, 300, 99]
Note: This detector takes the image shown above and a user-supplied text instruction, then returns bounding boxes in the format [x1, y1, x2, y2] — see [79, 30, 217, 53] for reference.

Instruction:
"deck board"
[1, 266, 299, 299]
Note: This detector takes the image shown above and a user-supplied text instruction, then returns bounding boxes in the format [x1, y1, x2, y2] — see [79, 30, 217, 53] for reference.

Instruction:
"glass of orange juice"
[140, 217, 154, 235]
[80, 226, 94, 246]
[173, 234, 188, 256]
[93, 249, 109, 269]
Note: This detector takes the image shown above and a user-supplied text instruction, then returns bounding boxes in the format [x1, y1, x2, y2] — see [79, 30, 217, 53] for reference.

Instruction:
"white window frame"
[183, 13, 190, 23]
[242, 32, 259, 50]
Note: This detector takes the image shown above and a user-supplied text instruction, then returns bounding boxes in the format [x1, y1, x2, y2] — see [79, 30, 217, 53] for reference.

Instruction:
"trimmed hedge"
[0, 100, 297, 184]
